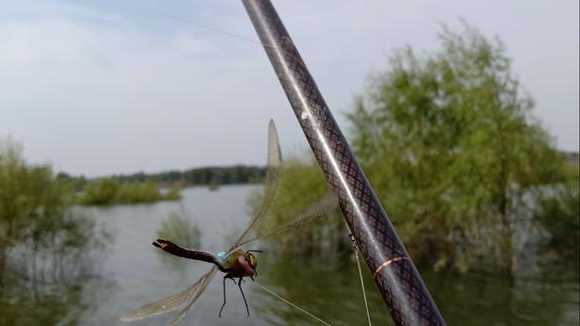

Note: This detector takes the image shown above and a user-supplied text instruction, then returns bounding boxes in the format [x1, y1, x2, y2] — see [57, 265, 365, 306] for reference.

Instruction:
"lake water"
[2, 185, 577, 325]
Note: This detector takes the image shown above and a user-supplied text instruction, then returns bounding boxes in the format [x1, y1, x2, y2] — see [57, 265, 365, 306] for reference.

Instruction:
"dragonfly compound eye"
[246, 253, 257, 269]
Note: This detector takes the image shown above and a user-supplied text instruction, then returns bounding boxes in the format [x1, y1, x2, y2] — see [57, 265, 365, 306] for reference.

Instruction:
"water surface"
[2, 185, 577, 325]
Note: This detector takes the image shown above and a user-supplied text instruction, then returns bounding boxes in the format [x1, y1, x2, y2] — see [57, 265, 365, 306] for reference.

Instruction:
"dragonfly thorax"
[217, 249, 257, 278]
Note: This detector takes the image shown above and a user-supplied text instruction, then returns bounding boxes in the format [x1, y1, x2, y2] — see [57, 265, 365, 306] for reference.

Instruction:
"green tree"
[78, 178, 120, 205]
[0, 139, 108, 288]
[0, 139, 110, 325]
[0, 140, 69, 247]
[346, 23, 565, 273]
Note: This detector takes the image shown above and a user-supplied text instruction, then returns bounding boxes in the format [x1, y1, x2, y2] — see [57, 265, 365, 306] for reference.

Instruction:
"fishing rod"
[241, 1, 446, 325]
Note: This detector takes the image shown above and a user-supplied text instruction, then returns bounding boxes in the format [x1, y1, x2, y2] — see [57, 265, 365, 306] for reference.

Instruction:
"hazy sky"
[1, 0, 578, 176]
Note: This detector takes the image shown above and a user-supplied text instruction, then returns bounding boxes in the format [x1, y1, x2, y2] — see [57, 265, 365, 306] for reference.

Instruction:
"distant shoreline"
[59, 164, 268, 189]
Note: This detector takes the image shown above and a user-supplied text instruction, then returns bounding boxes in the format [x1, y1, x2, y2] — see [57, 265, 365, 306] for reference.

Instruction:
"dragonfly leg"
[219, 276, 229, 318]
[237, 278, 250, 317]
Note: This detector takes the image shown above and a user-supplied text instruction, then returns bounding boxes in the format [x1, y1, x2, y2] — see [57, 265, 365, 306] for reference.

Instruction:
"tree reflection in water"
[255, 251, 579, 326]
[254, 253, 391, 326]
[0, 209, 111, 325]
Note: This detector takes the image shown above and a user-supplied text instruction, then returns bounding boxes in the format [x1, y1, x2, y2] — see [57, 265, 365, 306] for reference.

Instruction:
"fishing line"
[158, 11, 315, 68]
[92, 4, 291, 57]
[254, 281, 332, 326]
[237, 192, 372, 325]
[354, 245, 373, 326]
[346, 224, 373, 326]
[165, 14, 264, 48]
[110, 6, 363, 325]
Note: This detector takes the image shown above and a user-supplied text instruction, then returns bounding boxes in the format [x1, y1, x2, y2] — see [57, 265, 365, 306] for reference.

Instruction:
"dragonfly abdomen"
[153, 239, 226, 271]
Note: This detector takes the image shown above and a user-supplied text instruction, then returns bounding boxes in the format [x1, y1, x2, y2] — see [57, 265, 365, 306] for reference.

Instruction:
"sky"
[1, 0, 578, 177]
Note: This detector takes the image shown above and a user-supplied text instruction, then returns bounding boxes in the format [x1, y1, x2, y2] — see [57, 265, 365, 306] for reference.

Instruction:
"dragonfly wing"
[267, 119, 283, 168]
[293, 191, 339, 223]
[119, 268, 215, 322]
[169, 267, 217, 325]
[229, 119, 282, 252]
[123, 120, 280, 323]
[238, 191, 339, 246]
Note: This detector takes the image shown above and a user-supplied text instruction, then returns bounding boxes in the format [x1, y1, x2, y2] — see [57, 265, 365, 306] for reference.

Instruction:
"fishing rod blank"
[241, 1, 446, 325]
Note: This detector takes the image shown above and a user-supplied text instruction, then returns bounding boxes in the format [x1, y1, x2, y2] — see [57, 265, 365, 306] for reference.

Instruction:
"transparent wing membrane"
[120, 120, 336, 324]
[232, 119, 340, 249]
[121, 120, 283, 324]
[229, 119, 283, 253]
[169, 267, 217, 325]
[238, 191, 339, 247]
[120, 267, 216, 322]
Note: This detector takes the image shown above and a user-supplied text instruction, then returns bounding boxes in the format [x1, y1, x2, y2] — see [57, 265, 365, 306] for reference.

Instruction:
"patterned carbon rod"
[241, 1, 446, 325]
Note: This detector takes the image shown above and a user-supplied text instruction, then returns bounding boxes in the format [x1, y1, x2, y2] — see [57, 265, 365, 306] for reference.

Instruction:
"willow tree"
[347, 24, 564, 273]
[0, 139, 107, 289]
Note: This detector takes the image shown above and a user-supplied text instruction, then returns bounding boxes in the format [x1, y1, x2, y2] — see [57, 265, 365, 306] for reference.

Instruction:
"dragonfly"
[120, 119, 338, 324]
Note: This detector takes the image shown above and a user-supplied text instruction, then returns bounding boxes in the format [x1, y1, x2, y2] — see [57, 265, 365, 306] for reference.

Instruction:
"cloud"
[0, 3, 283, 176]
[0, 0, 577, 176]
